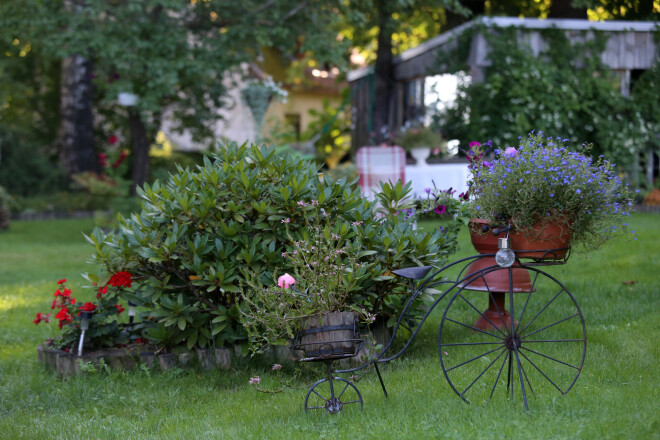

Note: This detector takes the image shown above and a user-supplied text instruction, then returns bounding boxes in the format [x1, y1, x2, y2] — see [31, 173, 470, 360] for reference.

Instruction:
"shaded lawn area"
[0, 215, 658, 439]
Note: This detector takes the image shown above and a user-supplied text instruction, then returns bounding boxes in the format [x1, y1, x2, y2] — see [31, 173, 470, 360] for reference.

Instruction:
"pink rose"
[277, 273, 296, 289]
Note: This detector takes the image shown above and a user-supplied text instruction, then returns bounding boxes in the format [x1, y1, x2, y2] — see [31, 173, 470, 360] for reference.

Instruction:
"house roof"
[348, 16, 659, 82]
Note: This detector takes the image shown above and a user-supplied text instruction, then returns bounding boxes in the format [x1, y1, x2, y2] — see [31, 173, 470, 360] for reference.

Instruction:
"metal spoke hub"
[505, 334, 522, 351]
[325, 398, 343, 414]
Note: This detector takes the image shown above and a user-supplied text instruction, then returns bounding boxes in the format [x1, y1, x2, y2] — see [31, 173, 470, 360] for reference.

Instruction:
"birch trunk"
[58, 55, 98, 175]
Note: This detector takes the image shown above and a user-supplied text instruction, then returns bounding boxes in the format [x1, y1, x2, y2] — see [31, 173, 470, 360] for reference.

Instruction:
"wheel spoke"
[342, 399, 360, 405]
[460, 347, 507, 398]
[312, 389, 327, 401]
[446, 345, 506, 373]
[512, 343, 529, 411]
[445, 317, 505, 340]
[519, 353, 536, 399]
[518, 349, 565, 393]
[514, 271, 539, 333]
[487, 289, 510, 334]
[480, 276, 511, 333]
[489, 351, 509, 401]
[519, 288, 565, 335]
[457, 291, 508, 338]
[337, 381, 350, 399]
[520, 346, 580, 370]
[524, 339, 585, 343]
[521, 313, 580, 339]
[507, 353, 512, 396]
[443, 341, 505, 346]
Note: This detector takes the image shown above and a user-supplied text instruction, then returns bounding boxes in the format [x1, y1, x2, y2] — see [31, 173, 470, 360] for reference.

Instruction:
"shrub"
[0, 130, 68, 197]
[86, 143, 459, 351]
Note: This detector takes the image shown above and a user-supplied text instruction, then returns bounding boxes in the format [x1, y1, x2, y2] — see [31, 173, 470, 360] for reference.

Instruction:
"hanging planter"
[240, 76, 288, 137]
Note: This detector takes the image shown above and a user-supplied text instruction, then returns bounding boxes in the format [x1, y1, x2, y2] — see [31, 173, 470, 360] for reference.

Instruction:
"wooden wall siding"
[603, 31, 657, 69]
[469, 29, 657, 71]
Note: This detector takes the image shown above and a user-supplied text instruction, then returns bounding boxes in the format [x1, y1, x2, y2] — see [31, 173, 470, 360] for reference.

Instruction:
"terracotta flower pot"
[510, 217, 573, 260]
[460, 256, 534, 293]
[468, 218, 499, 254]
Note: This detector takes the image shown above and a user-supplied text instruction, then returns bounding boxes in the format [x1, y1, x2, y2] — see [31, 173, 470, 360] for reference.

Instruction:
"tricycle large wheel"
[439, 267, 586, 411]
[304, 377, 363, 414]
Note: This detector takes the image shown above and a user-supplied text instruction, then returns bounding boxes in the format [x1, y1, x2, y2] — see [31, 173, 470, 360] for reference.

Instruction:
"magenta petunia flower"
[434, 205, 447, 215]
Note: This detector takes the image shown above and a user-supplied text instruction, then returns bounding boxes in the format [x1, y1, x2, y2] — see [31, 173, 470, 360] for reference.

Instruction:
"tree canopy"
[0, 0, 350, 190]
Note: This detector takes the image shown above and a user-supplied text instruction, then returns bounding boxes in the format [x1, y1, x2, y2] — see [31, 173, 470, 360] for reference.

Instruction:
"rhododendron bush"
[86, 143, 460, 351]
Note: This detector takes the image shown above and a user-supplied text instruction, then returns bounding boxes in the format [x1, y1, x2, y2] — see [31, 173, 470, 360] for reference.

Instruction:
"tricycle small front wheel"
[304, 377, 363, 414]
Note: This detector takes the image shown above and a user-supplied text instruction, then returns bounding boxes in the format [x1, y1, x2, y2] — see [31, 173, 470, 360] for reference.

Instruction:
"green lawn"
[0, 215, 658, 439]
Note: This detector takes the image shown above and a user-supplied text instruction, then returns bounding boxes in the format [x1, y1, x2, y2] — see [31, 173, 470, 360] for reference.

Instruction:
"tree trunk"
[548, 0, 587, 18]
[58, 55, 98, 175]
[444, 0, 483, 32]
[128, 108, 150, 195]
[372, 0, 395, 144]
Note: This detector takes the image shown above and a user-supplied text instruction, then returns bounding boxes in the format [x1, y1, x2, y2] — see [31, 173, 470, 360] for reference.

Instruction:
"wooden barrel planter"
[299, 312, 358, 359]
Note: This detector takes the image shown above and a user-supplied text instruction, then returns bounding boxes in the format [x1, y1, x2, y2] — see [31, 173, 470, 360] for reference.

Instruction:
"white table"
[405, 162, 470, 199]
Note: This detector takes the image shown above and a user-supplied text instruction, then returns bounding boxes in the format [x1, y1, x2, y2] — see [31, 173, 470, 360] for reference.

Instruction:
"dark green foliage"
[0, 128, 68, 197]
[86, 143, 459, 349]
[149, 151, 207, 184]
[438, 25, 656, 168]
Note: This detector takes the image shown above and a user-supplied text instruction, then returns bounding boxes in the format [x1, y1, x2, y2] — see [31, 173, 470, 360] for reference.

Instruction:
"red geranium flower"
[114, 304, 125, 315]
[98, 152, 108, 168]
[108, 271, 132, 288]
[55, 307, 73, 328]
[33, 312, 51, 325]
[80, 302, 97, 312]
[108, 135, 118, 145]
[98, 286, 108, 295]
[57, 279, 67, 285]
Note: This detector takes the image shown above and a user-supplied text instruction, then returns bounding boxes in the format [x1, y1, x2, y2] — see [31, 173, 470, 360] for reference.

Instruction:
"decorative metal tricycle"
[290, 312, 366, 413]
[298, 223, 586, 413]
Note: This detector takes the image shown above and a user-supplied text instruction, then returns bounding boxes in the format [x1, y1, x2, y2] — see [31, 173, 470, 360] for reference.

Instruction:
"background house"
[161, 49, 346, 153]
